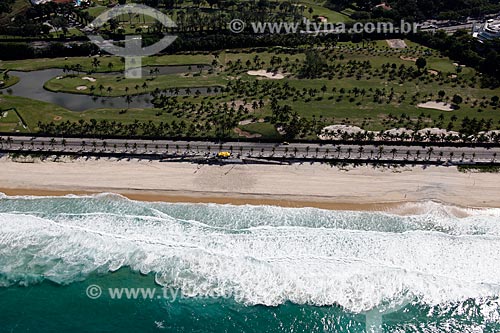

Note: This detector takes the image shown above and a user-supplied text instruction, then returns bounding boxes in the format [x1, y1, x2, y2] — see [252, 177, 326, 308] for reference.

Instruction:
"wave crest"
[1, 194, 500, 313]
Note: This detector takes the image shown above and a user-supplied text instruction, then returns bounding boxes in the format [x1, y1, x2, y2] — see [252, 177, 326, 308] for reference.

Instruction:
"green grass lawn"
[44, 72, 226, 97]
[0, 72, 20, 89]
[0, 54, 214, 72]
[240, 122, 282, 140]
[222, 51, 304, 68]
[0, 108, 23, 132]
[340, 8, 355, 17]
[0, 95, 186, 132]
[300, 1, 352, 22]
[2, 43, 500, 138]
[85, 5, 108, 18]
[0, 0, 29, 24]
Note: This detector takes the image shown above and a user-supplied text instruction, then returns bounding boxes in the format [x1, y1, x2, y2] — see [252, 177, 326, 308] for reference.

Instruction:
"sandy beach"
[0, 156, 499, 210]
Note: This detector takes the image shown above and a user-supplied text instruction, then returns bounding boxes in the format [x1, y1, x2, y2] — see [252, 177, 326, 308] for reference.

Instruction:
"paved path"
[1, 135, 499, 164]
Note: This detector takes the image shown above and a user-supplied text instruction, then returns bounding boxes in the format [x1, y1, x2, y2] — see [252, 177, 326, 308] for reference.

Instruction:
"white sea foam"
[0, 193, 500, 313]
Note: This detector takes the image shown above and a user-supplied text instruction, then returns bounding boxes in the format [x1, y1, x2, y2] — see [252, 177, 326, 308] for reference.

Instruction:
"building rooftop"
[475, 18, 500, 41]
[30, 0, 76, 5]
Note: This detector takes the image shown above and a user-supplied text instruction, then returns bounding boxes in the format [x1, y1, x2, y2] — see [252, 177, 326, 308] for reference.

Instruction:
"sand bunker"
[76, 86, 88, 91]
[82, 77, 97, 82]
[239, 119, 254, 126]
[428, 70, 439, 76]
[400, 56, 417, 62]
[386, 39, 407, 48]
[53, 116, 62, 121]
[418, 101, 454, 111]
[417, 127, 459, 136]
[318, 125, 364, 140]
[238, 118, 265, 126]
[234, 127, 262, 138]
[247, 70, 284, 79]
[319, 125, 461, 140]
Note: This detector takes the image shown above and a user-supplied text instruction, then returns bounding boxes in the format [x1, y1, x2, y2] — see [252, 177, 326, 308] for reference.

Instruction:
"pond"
[0, 65, 214, 112]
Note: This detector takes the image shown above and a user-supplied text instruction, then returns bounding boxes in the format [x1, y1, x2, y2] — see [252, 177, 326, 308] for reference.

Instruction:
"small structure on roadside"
[374, 3, 392, 11]
[30, 0, 86, 5]
[474, 18, 500, 42]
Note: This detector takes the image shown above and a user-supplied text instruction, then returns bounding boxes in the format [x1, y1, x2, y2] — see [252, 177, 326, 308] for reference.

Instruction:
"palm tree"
[426, 147, 434, 160]
[125, 95, 133, 109]
[358, 146, 364, 158]
[92, 58, 100, 70]
[378, 146, 384, 158]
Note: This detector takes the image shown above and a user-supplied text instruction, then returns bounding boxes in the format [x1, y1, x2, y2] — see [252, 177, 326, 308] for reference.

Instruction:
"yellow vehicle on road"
[217, 151, 231, 158]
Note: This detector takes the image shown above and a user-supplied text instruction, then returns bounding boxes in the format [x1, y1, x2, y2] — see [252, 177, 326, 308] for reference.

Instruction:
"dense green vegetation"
[0, 0, 17, 16]
[0, 71, 20, 89]
[328, 0, 500, 21]
[1, 0, 500, 142]
[44, 72, 224, 97]
[2, 41, 500, 141]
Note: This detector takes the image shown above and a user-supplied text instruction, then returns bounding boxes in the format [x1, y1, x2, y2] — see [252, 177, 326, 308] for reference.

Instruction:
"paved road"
[1, 136, 499, 164]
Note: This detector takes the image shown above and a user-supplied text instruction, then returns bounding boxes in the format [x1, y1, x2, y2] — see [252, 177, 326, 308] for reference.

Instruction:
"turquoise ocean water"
[0, 193, 499, 332]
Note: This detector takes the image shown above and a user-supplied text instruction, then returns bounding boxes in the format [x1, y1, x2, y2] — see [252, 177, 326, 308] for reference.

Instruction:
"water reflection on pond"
[0, 65, 213, 112]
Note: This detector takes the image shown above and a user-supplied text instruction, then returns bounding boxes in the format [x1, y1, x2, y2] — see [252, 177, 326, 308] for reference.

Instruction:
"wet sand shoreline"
[0, 157, 499, 210]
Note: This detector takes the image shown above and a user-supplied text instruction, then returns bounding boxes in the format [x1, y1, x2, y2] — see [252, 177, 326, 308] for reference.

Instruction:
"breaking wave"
[1, 193, 500, 316]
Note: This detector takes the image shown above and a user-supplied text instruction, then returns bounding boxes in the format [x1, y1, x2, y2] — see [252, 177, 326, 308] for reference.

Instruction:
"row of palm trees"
[2, 137, 496, 164]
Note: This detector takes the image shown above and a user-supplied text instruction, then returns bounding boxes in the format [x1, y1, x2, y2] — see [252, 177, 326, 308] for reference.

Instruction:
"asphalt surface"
[1, 135, 499, 164]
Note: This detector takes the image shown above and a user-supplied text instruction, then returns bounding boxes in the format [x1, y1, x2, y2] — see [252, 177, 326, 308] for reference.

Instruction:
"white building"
[474, 18, 500, 42]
